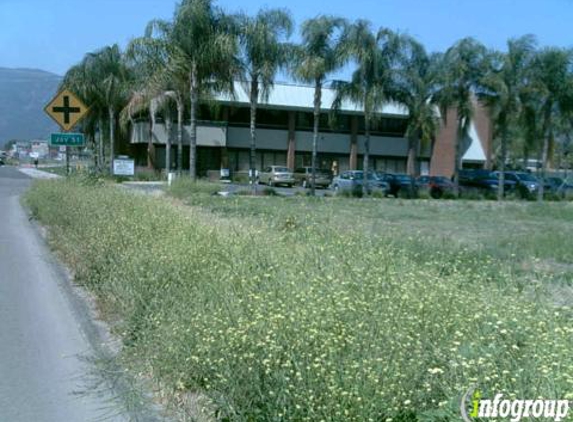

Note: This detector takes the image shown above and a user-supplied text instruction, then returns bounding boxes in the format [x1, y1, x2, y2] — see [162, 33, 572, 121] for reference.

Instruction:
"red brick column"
[430, 108, 458, 177]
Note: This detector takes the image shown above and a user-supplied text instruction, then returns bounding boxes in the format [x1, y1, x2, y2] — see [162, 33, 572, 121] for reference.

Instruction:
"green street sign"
[50, 133, 85, 147]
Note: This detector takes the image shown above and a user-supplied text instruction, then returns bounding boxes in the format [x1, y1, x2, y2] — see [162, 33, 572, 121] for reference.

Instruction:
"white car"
[258, 166, 295, 187]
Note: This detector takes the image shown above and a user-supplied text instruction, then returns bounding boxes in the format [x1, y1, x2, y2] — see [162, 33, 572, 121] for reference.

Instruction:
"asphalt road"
[0, 166, 128, 422]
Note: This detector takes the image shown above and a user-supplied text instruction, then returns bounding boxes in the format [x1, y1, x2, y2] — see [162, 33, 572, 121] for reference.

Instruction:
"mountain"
[0, 67, 62, 147]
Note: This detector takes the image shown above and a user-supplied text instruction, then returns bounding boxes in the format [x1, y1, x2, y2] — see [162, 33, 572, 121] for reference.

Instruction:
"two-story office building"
[129, 82, 490, 177]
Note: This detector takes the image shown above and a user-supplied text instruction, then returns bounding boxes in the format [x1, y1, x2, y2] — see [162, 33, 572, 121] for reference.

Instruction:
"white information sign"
[113, 158, 135, 176]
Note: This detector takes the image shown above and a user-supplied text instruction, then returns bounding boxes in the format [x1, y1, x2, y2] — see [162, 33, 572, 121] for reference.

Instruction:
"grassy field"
[25, 177, 573, 421]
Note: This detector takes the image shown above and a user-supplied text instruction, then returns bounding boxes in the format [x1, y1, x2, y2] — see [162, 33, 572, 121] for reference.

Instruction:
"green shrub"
[231, 171, 250, 184]
[262, 187, 278, 196]
[24, 179, 573, 422]
[168, 177, 222, 198]
[336, 188, 363, 198]
[370, 189, 388, 199]
[397, 187, 417, 199]
[544, 192, 563, 202]
[460, 189, 484, 200]
[134, 169, 162, 181]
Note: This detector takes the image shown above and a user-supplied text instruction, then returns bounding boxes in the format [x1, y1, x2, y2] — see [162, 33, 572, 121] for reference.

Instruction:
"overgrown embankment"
[25, 177, 573, 421]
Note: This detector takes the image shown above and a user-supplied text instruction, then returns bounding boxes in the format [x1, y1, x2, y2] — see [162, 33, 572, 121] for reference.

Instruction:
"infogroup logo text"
[461, 388, 570, 422]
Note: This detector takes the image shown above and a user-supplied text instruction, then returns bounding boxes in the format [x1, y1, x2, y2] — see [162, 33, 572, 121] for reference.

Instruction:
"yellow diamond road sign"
[44, 89, 89, 132]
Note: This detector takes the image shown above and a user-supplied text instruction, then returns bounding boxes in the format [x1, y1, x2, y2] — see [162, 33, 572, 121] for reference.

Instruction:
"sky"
[1, 0, 572, 77]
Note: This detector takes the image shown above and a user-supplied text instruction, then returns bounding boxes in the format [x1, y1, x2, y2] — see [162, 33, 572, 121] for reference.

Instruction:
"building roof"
[216, 81, 409, 117]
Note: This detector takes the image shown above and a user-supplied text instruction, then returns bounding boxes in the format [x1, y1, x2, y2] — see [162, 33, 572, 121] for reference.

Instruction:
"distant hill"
[0, 67, 62, 147]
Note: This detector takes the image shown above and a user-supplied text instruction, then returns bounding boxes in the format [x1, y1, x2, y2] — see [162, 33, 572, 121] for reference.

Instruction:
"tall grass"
[25, 179, 573, 421]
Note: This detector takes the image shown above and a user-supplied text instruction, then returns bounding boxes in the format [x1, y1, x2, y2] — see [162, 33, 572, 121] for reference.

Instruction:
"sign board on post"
[44, 90, 89, 132]
[50, 133, 85, 147]
[113, 157, 135, 176]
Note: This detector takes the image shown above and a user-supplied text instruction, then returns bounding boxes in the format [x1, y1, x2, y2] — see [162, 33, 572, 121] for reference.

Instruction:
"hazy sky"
[1, 0, 572, 76]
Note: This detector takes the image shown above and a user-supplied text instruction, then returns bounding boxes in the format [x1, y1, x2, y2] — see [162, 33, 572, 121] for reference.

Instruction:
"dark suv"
[458, 169, 515, 194]
[494, 171, 540, 199]
[376, 173, 417, 197]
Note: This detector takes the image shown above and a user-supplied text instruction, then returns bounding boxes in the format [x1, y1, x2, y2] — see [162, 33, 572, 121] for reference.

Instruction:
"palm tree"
[126, 24, 190, 174]
[332, 20, 401, 196]
[85, 45, 132, 174]
[527, 47, 573, 200]
[170, 0, 239, 179]
[238, 8, 293, 190]
[292, 15, 347, 196]
[391, 38, 440, 179]
[434, 38, 488, 195]
[478, 35, 537, 200]
[61, 59, 104, 170]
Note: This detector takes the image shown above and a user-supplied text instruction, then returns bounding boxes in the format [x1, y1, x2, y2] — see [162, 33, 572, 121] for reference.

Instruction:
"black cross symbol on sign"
[52, 96, 81, 124]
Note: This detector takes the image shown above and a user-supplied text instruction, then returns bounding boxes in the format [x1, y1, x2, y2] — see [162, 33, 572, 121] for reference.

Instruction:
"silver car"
[331, 171, 390, 195]
[258, 166, 295, 187]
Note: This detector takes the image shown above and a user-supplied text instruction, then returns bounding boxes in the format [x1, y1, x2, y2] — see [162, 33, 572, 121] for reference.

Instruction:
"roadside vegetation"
[25, 177, 573, 421]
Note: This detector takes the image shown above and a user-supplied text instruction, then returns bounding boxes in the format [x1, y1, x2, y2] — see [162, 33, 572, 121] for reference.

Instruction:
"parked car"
[331, 171, 390, 195]
[416, 175, 455, 198]
[458, 169, 515, 194]
[495, 171, 540, 198]
[258, 166, 295, 187]
[545, 176, 573, 198]
[293, 167, 333, 188]
[376, 173, 417, 197]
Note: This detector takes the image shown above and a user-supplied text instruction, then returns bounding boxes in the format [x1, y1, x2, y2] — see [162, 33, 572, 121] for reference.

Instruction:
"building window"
[257, 109, 289, 129]
[359, 117, 408, 137]
[228, 107, 250, 126]
[295, 112, 350, 132]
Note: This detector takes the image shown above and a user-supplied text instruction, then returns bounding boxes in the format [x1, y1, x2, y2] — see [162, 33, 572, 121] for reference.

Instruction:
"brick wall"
[430, 108, 458, 177]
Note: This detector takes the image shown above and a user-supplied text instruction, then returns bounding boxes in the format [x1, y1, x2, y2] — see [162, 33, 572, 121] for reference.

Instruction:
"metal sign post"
[44, 90, 89, 176]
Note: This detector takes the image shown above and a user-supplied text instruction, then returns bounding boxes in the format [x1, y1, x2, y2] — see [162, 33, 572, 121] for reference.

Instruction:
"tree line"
[62, 0, 573, 200]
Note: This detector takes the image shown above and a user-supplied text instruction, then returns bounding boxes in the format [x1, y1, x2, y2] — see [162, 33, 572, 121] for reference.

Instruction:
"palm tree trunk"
[453, 121, 463, 197]
[538, 108, 552, 201]
[189, 63, 198, 180]
[109, 107, 115, 175]
[311, 78, 322, 197]
[522, 146, 529, 171]
[98, 117, 104, 173]
[363, 111, 370, 197]
[165, 109, 172, 175]
[148, 107, 156, 170]
[177, 99, 184, 176]
[498, 121, 508, 201]
[538, 135, 550, 201]
[90, 132, 97, 170]
[249, 79, 259, 193]
[406, 132, 419, 177]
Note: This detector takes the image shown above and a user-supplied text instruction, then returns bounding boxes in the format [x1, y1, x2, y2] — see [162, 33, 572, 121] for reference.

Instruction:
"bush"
[231, 171, 250, 184]
[397, 187, 418, 199]
[544, 192, 563, 202]
[460, 189, 484, 200]
[24, 179, 573, 422]
[262, 187, 278, 196]
[134, 169, 162, 181]
[370, 189, 388, 199]
[336, 188, 363, 198]
[168, 177, 222, 199]
[441, 191, 458, 200]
